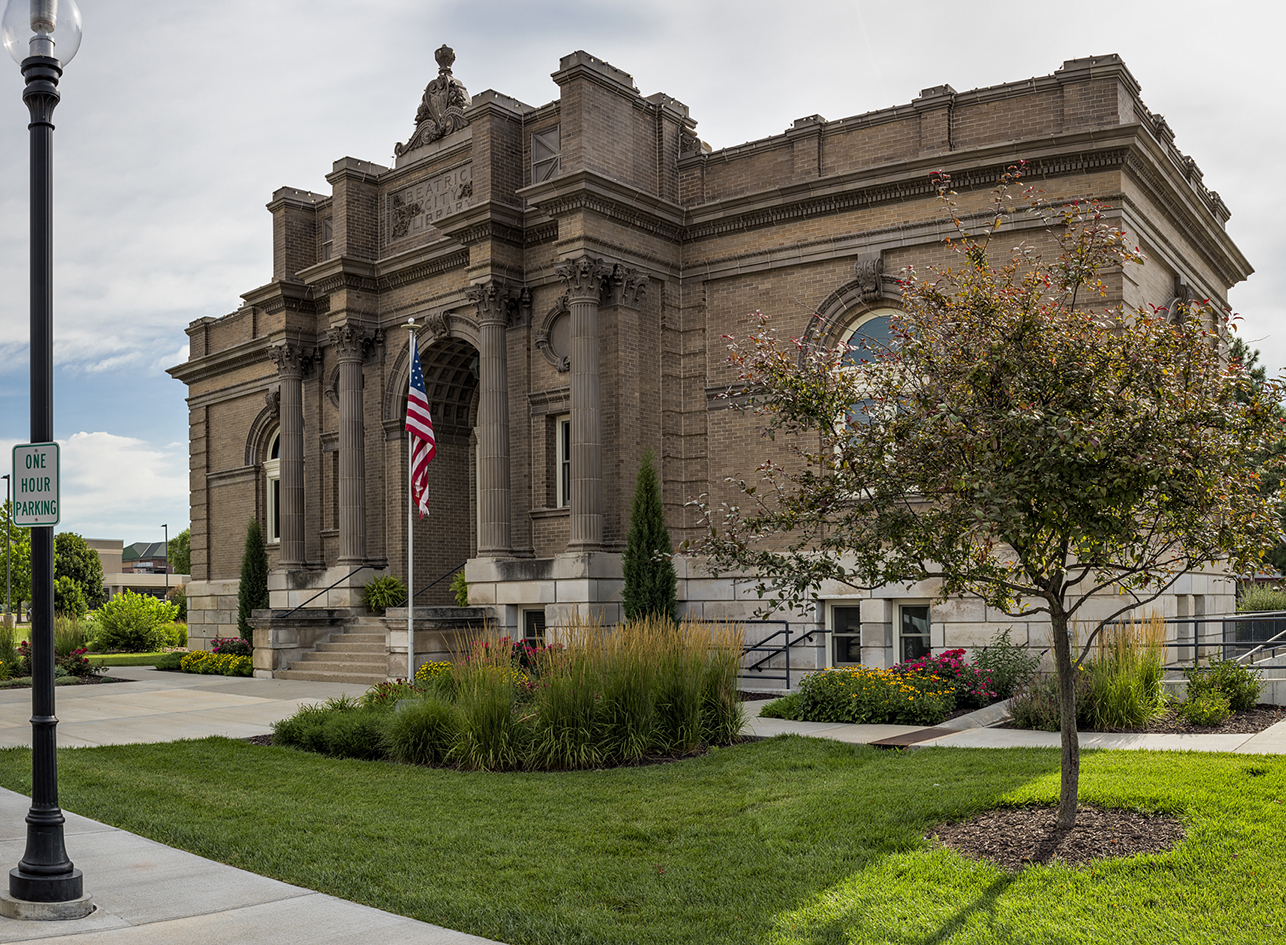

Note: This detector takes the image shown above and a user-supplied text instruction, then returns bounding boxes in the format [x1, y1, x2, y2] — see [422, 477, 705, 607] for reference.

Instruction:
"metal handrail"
[391, 560, 467, 612]
[272, 564, 384, 621]
[739, 620, 819, 690]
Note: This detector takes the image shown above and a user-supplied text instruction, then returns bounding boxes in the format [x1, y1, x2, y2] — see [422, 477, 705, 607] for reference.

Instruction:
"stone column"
[556, 255, 612, 551]
[267, 343, 311, 568]
[467, 281, 514, 557]
[329, 324, 371, 566]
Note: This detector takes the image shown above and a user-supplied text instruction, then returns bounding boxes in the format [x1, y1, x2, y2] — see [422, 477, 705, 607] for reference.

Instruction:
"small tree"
[622, 450, 678, 623]
[0, 501, 31, 613]
[54, 531, 106, 610]
[168, 527, 191, 576]
[237, 518, 269, 644]
[698, 169, 1284, 829]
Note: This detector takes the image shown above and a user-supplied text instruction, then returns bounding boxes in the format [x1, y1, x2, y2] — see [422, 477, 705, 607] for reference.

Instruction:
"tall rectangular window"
[831, 605, 862, 666]
[899, 604, 931, 662]
[555, 413, 571, 508]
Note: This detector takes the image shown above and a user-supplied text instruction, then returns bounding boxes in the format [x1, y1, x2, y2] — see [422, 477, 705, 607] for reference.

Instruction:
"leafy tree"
[168, 527, 191, 576]
[697, 169, 1284, 829]
[53, 575, 87, 617]
[1229, 338, 1286, 573]
[54, 531, 106, 610]
[0, 501, 31, 612]
[237, 518, 269, 644]
[622, 450, 678, 623]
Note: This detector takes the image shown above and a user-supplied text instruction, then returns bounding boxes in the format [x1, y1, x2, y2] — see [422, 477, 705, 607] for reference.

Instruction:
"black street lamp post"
[1, 0, 91, 916]
[2, 473, 10, 623]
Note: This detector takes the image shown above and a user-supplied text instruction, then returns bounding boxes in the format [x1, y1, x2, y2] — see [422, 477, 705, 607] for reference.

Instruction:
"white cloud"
[55, 432, 188, 541]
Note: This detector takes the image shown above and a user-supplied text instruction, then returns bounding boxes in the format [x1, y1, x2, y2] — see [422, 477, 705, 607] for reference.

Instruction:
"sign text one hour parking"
[12, 443, 60, 527]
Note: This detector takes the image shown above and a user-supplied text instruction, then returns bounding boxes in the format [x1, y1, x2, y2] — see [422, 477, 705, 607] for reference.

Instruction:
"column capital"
[556, 254, 612, 304]
[327, 323, 375, 362]
[466, 279, 519, 327]
[606, 263, 648, 308]
[267, 342, 313, 379]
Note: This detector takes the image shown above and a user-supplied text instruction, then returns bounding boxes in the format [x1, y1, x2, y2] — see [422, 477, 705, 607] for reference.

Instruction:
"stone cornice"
[518, 169, 685, 242]
[167, 338, 273, 386]
[376, 247, 471, 290]
[300, 258, 380, 297]
[434, 199, 527, 246]
[239, 279, 317, 316]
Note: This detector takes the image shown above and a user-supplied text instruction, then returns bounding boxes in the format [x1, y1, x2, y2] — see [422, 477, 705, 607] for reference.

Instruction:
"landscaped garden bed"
[272, 618, 745, 770]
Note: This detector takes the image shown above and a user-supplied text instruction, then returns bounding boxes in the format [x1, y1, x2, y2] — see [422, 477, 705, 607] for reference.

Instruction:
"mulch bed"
[931, 804, 1185, 871]
[1000, 703, 1286, 736]
[0, 674, 125, 689]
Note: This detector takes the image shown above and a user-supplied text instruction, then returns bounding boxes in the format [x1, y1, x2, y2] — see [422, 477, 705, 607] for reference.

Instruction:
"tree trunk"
[1051, 609, 1080, 829]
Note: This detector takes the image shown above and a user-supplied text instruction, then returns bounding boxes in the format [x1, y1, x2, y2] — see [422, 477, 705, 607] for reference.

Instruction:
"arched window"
[264, 432, 280, 544]
[840, 307, 902, 426]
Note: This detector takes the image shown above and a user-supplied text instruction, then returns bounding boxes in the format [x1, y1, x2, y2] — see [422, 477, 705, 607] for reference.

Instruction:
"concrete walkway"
[0, 668, 1284, 941]
[745, 699, 1286, 754]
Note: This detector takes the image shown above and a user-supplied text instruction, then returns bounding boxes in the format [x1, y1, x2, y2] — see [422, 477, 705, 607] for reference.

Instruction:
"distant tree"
[0, 502, 31, 612]
[1229, 337, 1286, 573]
[168, 527, 191, 576]
[698, 169, 1284, 829]
[622, 450, 678, 623]
[53, 575, 87, 617]
[54, 532, 106, 610]
[237, 518, 269, 644]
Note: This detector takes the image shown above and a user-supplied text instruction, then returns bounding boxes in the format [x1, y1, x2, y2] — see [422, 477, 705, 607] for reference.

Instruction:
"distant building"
[170, 49, 1246, 682]
[88, 539, 188, 602]
[122, 541, 170, 574]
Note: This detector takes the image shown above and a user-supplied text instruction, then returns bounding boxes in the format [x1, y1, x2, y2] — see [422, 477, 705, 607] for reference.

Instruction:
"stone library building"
[170, 48, 1248, 683]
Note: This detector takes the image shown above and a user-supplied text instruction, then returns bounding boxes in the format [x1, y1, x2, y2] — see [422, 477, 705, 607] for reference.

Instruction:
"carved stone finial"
[555, 254, 612, 303]
[395, 45, 471, 156]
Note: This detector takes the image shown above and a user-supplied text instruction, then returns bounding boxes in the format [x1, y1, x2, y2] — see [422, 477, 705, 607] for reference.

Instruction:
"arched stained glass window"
[840, 308, 901, 426]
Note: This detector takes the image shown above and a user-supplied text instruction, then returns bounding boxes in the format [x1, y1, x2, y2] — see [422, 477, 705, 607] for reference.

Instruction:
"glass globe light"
[2, 0, 82, 66]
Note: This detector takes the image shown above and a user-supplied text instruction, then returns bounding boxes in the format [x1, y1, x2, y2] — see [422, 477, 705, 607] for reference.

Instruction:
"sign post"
[11, 443, 59, 528]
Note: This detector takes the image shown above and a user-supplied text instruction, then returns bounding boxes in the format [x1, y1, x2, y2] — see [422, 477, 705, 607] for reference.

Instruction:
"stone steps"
[275, 668, 389, 685]
[278, 623, 391, 686]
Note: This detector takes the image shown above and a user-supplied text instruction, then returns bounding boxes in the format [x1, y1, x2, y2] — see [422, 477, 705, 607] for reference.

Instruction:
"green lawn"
[0, 737, 1279, 945]
[85, 652, 176, 667]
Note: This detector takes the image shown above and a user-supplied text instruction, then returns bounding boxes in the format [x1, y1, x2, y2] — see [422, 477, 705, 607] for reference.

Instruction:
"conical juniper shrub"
[621, 452, 678, 624]
[237, 518, 269, 644]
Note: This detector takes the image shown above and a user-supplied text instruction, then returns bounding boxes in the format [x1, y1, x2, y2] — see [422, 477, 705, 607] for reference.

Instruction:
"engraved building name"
[387, 163, 473, 241]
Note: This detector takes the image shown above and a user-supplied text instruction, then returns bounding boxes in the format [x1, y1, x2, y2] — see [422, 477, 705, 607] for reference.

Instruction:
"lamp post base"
[2, 873, 92, 920]
[8, 867, 84, 905]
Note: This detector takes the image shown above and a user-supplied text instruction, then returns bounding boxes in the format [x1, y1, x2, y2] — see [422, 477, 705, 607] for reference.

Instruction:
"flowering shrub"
[414, 661, 452, 686]
[361, 679, 421, 708]
[892, 649, 997, 710]
[211, 637, 252, 657]
[795, 666, 957, 726]
[180, 650, 252, 676]
[11, 640, 101, 678]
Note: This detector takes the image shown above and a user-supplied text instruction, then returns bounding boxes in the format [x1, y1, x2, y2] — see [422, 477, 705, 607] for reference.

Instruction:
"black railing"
[273, 564, 383, 621]
[391, 560, 468, 612]
[1095, 611, 1286, 681]
[739, 620, 820, 690]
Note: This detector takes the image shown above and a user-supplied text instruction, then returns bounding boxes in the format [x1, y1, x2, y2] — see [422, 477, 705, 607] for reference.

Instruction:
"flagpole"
[406, 318, 416, 680]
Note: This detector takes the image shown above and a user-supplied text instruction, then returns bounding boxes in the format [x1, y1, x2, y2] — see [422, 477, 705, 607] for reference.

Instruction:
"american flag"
[405, 344, 436, 517]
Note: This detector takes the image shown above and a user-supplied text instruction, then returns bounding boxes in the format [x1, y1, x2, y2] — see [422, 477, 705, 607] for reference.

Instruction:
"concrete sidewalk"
[0, 788, 502, 944]
[0, 667, 372, 748]
[745, 701, 1286, 754]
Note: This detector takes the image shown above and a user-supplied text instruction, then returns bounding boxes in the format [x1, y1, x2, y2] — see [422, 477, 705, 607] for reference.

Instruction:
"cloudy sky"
[0, 0, 1280, 543]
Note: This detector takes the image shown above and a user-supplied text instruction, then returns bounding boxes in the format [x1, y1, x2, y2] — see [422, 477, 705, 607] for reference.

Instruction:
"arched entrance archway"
[398, 336, 480, 605]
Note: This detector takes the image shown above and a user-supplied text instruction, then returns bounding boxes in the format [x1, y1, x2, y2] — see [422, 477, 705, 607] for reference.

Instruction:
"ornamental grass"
[274, 615, 746, 771]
